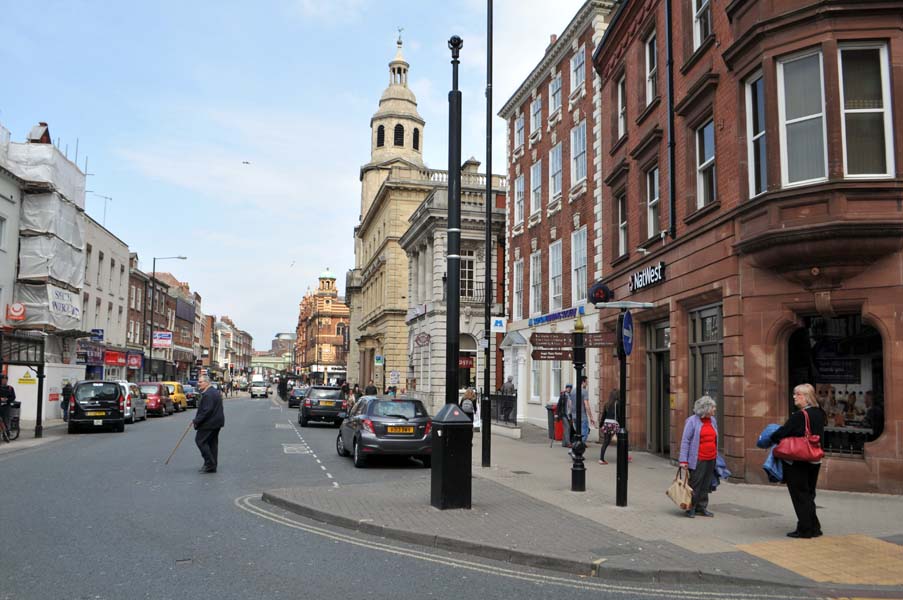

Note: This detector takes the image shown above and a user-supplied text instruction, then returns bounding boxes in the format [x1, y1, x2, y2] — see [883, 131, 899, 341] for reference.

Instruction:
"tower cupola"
[370, 33, 425, 165]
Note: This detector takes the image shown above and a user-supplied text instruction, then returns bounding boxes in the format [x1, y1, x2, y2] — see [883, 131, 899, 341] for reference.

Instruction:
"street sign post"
[529, 332, 572, 347]
[584, 331, 616, 347]
[531, 348, 573, 361]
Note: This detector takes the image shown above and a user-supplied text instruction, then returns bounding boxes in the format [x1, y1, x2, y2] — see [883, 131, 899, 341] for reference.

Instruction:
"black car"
[336, 396, 432, 468]
[298, 386, 346, 427]
[288, 388, 306, 409]
[183, 385, 199, 408]
[68, 380, 126, 433]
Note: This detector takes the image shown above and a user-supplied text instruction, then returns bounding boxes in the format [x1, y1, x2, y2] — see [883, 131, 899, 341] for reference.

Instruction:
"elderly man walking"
[193, 375, 225, 473]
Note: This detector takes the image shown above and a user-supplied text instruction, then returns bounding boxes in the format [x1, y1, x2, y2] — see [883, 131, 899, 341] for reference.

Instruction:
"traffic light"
[588, 281, 615, 304]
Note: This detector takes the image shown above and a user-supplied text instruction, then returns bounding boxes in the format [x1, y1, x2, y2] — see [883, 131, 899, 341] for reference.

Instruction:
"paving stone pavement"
[264, 424, 903, 593]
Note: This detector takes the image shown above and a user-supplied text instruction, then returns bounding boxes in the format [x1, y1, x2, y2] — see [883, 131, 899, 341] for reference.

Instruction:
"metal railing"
[444, 281, 488, 304]
[489, 394, 517, 427]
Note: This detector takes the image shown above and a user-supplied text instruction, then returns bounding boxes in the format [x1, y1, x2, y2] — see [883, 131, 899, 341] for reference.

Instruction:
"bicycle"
[0, 401, 21, 442]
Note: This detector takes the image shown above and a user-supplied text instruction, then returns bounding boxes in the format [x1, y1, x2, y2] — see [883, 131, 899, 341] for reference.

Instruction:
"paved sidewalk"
[0, 420, 69, 458]
[264, 424, 903, 592]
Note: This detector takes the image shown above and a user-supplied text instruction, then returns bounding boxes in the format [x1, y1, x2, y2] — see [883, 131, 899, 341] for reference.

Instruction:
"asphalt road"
[2, 393, 829, 600]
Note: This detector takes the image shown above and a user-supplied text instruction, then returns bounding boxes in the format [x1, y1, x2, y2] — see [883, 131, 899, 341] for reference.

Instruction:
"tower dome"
[370, 34, 425, 165]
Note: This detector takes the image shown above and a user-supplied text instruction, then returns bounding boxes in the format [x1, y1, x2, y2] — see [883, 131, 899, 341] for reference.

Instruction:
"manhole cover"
[282, 444, 311, 455]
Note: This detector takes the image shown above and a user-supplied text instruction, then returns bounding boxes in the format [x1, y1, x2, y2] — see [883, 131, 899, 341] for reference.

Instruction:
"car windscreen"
[139, 385, 160, 395]
[291, 389, 304, 396]
[370, 400, 427, 419]
[165, 384, 176, 394]
[308, 388, 342, 400]
[76, 382, 120, 401]
[251, 382, 265, 387]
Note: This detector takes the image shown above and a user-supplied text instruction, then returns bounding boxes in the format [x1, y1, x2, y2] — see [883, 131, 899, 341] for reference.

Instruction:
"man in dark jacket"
[364, 380, 378, 395]
[0, 374, 15, 433]
[193, 375, 224, 473]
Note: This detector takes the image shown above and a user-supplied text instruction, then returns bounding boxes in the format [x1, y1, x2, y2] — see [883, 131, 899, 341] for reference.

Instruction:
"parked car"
[183, 384, 199, 408]
[68, 380, 126, 433]
[162, 381, 188, 411]
[299, 385, 346, 427]
[288, 388, 306, 408]
[250, 381, 269, 398]
[138, 382, 175, 416]
[336, 396, 432, 468]
[116, 380, 147, 424]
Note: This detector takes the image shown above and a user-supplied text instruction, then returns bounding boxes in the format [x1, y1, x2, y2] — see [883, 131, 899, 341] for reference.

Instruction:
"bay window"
[778, 51, 826, 186]
[746, 74, 767, 197]
[839, 44, 893, 177]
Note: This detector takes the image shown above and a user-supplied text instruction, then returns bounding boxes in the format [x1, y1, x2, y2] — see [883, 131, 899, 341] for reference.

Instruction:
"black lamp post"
[481, 0, 494, 468]
[147, 255, 186, 380]
[445, 35, 463, 407]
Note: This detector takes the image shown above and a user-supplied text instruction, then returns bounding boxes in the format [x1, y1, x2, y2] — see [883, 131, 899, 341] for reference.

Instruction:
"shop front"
[76, 341, 105, 380]
[598, 219, 903, 494]
[126, 352, 143, 381]
[103, 349, 128, 381]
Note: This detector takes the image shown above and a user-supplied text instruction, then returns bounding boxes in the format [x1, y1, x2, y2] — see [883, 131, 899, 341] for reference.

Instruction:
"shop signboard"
[104, 351, 127, 367]
[458, 356, 474, 368]
[5, 303, 26, 321]
[152, 331, 173, 348]
[90, 328, 104, 342]
[76, 341, 104, 366]
[627, 261, 666, 293]
[127, 353, 143, 370]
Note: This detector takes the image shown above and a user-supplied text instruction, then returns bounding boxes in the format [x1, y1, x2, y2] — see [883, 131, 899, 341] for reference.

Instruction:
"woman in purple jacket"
[679, 395, 718, 518]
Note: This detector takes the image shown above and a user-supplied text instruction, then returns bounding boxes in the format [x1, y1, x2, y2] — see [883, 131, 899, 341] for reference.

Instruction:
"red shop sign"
[127, 354, 143, 369]
[458, 356, 474, 369]
[104, 351, 127, 366]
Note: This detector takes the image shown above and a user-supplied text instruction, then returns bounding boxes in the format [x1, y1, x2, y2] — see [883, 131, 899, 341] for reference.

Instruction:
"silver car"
[336, 397, 432, 468]
[249, 382, 269, 398]
[116, 380, 147, 424]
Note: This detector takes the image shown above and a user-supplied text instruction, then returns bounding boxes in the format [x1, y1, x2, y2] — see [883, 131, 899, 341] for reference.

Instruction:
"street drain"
[176, 559, 192, 566]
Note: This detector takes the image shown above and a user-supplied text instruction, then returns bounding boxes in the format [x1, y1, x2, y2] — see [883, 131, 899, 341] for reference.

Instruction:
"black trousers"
[688, 458, 716, 511]
[195, 428, 220, 470]
[783, 461, 821, 535]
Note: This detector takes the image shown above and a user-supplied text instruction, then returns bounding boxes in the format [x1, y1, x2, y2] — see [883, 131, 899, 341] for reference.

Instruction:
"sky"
[1, 0, 585, 349]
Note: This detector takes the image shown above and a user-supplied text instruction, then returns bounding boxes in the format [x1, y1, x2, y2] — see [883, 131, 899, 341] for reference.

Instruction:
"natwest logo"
[627, 261, 666, 293]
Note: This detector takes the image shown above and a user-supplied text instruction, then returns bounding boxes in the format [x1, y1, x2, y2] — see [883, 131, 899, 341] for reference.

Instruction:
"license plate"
[387, 426, 414, 434]
[93, 419, 103, 426]
[86, 411, 105, 417]
[320, 401, 334, 407]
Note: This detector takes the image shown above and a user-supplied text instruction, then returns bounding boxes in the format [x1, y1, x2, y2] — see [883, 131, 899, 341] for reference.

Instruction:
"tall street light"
[146, 256, 187, 380]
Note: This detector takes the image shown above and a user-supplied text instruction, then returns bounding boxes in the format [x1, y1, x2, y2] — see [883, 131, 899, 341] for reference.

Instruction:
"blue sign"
[90, 328, 104, 342]
[528, 304, 585, 327]
[621, 311, 634, 356]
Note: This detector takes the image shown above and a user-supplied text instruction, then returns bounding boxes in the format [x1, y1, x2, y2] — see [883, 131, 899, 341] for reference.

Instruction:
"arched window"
[413, 128, 420, 150]
[394, 124, 405, 146]
[376, 125, 385, 147]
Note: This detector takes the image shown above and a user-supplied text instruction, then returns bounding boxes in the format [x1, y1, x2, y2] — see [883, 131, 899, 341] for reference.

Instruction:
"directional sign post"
[531, 348, 573, 361]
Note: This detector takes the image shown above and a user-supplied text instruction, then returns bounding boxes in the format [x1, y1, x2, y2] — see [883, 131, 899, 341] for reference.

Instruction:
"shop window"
[689, 305, 723, 446]
[531, 358, 541, 404]
[788, 315, 884, 455]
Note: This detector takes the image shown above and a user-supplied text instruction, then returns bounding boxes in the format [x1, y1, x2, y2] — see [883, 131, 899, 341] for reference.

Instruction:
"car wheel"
[352, 438, 366, 468]
[67, 422, 77, 434]
[420, 456, 431, 468]
[126, 414, 134, 424]
[115, 421, 125, 433]
[299, 413, 308, 427]
[336, 432, 350, 457]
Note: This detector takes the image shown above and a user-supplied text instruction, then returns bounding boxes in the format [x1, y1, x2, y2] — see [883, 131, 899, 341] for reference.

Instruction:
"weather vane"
[397, 26, 404, 44]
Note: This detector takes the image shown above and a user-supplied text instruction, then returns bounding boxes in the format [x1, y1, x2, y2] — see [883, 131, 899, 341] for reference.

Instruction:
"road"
[2, 392, 832, 600]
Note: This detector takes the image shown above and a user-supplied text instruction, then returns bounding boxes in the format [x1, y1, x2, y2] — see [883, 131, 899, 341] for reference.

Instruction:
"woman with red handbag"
[770, 383, 826, 538]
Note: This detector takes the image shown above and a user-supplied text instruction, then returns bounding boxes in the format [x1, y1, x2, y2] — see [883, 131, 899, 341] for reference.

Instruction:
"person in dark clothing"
[0, 374, 16, 433]
[61, 381, 73, 422]
[556, 384, 573, 448]
[193, 375, 225, 473]
[277, 377, 288, 402]
[770, 383, 826, 538]
[598, 389, 620, 464]
[364, 380, 378, 395]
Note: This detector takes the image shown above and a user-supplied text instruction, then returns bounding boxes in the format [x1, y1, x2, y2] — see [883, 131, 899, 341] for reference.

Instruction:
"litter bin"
[430, 403, 474, 510]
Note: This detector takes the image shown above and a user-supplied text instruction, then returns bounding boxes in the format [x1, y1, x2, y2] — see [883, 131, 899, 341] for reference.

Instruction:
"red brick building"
[593, 0, 903, 492]
[498, 0, 615, 428]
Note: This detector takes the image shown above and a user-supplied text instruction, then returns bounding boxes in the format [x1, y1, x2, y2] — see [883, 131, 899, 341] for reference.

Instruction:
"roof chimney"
[27, 122, 51, 144]
[547, 34, 558, 53]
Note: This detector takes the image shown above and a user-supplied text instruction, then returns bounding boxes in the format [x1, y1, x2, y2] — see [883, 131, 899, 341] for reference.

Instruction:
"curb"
[260, 490, 806, 588]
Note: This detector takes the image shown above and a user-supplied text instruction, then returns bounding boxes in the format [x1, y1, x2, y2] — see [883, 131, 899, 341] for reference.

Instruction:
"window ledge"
[547, 109, 562, 129]
[529, 129, 542, 146]
[528, 213, 542, 229]
[635, 96, 661, 127]
[610, 134, 628, 156]
[512, 223, 524, 237]
[569, 179, 588, 202]
[683, 200, 720, 225]
[681, 35, 716, 75]
[547, 196, 562, 216]
[513, 145, 524, 161]
[610, 254, 629, 268]
[568, 85, 586, 110]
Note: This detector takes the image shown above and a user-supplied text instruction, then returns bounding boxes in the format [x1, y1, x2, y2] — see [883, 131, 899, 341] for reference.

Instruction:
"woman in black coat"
[770, 383, 827, 538]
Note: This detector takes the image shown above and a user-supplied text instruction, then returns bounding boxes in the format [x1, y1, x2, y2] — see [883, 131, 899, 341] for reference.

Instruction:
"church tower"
[369, 36, 425, 166]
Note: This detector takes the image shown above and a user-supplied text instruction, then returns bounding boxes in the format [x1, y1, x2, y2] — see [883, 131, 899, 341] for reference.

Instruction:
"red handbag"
[773, 408, 825, 462]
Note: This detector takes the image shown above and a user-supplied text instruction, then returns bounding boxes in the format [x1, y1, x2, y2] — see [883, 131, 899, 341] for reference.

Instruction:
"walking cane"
[165, 421, 194, 465]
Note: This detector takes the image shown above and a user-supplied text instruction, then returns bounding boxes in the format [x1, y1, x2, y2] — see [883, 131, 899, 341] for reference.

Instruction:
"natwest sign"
[627, 261, 666, 293]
